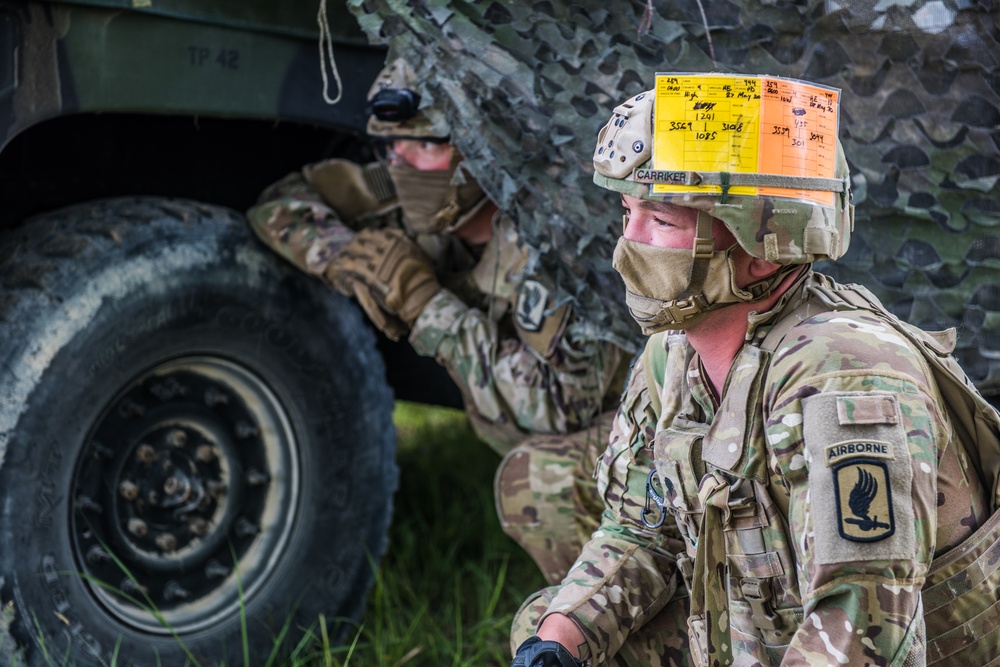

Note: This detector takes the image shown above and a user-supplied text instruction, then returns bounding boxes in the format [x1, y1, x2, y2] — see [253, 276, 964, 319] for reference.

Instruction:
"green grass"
[299, 401, 546, 666]
[26, 402, 543, 667]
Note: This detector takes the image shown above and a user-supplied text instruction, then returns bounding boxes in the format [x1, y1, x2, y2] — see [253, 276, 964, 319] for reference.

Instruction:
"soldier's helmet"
[366, 58, 450, 142]
[592, 89, 854, 265]
[365, 58, 490, 235]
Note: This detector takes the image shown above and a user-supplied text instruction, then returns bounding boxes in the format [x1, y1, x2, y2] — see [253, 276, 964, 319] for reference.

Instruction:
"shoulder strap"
[642, 333, 669, 417]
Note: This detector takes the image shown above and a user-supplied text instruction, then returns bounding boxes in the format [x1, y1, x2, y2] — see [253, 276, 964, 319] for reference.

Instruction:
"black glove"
[511, 636, 585, 667]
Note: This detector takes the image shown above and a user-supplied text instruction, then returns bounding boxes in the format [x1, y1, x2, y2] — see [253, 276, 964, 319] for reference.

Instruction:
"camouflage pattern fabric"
[494, 411, 614, 586]
[511, 584, 692, 667]
[346, 0, 1000, 395]
[248, 164, 627, 579]
[520, 270, 992, 666]
[408, 212, 626, 455]
[247, 168, 375, 277]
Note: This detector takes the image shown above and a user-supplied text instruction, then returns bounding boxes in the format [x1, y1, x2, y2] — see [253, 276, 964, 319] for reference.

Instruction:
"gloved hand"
[327, 228, 441, 338]
[349, 284, 411, 342]
[511, 636, 585, 667]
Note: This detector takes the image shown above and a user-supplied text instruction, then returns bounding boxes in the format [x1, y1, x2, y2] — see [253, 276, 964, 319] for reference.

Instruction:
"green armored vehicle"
[0, 0, 998, 665]
[0, 2, 414, 665]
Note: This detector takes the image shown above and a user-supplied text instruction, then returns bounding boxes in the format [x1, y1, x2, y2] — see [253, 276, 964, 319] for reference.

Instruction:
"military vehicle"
[0, 2, 410, 665]
[0, 0, 997, 665]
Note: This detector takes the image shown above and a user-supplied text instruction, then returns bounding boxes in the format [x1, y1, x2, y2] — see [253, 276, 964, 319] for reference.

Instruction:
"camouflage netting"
[346, 0, 1000, 393]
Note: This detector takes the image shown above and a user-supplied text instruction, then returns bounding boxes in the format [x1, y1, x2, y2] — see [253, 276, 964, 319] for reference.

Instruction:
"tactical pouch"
[922, 506, 1000, 665]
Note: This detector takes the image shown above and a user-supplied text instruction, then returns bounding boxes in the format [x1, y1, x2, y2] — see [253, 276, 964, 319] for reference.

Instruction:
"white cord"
[317, 0, 343, 105]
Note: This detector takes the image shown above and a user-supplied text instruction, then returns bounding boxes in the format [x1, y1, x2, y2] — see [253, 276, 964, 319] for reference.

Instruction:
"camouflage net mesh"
[347, 0, 1000, 393]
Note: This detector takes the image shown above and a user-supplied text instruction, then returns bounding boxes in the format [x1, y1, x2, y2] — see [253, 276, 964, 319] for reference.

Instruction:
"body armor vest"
[645, 273, 1000, 667]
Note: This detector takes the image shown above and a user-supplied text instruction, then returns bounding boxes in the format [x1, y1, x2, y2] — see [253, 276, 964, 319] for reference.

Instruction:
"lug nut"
[165, 429, 188, 448]
[136, 444, 156, 464]
[150, 378, 186, 401]
[196, 445, 216, 463]
[205, 560, 230, 579]
[118, 399, 145, 418]
[246, 469, 270, 486]
[234, 421, 258, 439]
[234, 517, 259, 538]
[163, 476, 181, 495]
[121, 578, 148, 597]
[155, 533, 178, 552]
[164, 580, 191, 601]
[205, 387, 229, 407]
[188, 517, 209, 536]
[128, 518, 148, 537]
[92, 443, 115, 460]
[86, 546, 112, 565]
[119, 481, 139, 501]
[207, 481, 227, 498]
[75, 496, 103, 514]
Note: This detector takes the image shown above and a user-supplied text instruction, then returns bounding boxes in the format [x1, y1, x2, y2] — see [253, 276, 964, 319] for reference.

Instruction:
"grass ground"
[21, 402, 540, 667]
[301, 401, 546, 666]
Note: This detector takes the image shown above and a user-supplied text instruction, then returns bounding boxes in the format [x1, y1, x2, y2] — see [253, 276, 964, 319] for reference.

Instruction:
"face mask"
[388, 161, 489, 234]
[612, 236, 762, 334]
[388, 163, 454, 233]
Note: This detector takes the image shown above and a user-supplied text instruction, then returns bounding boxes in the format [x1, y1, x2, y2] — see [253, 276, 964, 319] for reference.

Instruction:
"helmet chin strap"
[671, 210, 797, 325]
[677, 210, 718, 304]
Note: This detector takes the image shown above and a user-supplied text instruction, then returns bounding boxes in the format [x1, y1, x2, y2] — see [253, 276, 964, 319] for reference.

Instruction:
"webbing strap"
[632, 169, 850, 193]
[923, 507, 1000, 614]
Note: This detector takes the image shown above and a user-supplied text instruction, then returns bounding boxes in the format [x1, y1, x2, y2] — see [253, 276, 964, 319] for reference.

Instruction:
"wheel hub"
[71, 357, 299, 634]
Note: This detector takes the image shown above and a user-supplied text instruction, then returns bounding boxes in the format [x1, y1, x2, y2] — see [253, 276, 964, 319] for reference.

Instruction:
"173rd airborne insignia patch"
[831, 457, 895, 542]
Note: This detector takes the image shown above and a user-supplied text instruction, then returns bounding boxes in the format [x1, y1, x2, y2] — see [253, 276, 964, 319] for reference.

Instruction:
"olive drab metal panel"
[47, 0, 366, 41]
[346, 0, 1000, 395]
[1, 2, 384, 150]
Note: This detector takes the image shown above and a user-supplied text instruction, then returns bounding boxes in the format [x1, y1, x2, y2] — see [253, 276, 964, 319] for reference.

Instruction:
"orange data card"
[652, 73, 840, 206]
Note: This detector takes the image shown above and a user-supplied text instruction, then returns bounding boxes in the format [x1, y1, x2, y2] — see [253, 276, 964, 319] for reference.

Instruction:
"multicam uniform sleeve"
[764, 310, 964, 664]
[537, 338, 683, 664]
[246, 168, 355, 278]
[408, 289, 624, 442]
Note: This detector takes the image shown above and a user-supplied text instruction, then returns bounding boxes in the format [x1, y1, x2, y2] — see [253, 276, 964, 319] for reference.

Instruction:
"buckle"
[740, 578, 782, 630]
[692, 237, 714, 259]
[668, 299, 702, 322]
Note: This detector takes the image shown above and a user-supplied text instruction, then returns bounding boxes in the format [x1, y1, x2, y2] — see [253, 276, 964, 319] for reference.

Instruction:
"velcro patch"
[515, 279, 549, 332]
[802, 391, 913, 564]
[832, 459, 895, 542]
[836, 394, 897, 425]
[513, 279, 570, 358]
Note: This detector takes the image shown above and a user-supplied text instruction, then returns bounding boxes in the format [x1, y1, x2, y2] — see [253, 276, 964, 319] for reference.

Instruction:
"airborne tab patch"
[833, 459, 895, 542]
[825, 439, 895, 466]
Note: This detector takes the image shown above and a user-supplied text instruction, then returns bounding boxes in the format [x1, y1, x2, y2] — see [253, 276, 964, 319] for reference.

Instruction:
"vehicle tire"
[0, 197, 398, 666]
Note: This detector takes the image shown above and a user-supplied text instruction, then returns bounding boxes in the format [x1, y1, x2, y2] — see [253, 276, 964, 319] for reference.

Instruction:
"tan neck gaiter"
[612, 236, 757, 334]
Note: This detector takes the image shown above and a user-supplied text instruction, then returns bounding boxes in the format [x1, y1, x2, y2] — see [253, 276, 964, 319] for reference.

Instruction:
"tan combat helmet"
[365, 58, 490, 234]
[366, 58, 450, 142]
[593, 89, 854, 265]
[593, 87, 855, 332]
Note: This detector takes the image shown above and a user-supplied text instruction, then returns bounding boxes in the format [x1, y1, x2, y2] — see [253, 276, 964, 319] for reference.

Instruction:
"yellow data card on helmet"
[651, 73, 840, 207]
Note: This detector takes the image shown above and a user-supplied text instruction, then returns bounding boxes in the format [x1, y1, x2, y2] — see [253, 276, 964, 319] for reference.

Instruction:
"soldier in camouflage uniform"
[510, 87, 1000, 667]
[247, 58, 625, 586]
